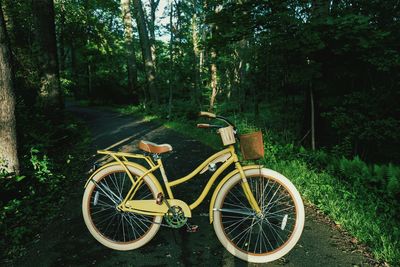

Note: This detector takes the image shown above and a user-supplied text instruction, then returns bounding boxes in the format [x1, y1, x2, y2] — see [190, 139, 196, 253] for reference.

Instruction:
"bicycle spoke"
[223, 201, 252, 210]
[264, 194, 292, 214]
[260, 223, 275, 251]
[120, 173, 127, 198]
[88, 170, 159, 244]
[109, 173, 121, 199]
[233, 218, 259, 249]
[91, 206, 114, 215]
[99, 181, 121, 204]
[126, 213, 148, 234]
[218, 174, 299, 256]
[266, 205, 295, 217]
[261, 181, 275, 207]
[227, 186, 250, 210]
[224, 216, 251, 232]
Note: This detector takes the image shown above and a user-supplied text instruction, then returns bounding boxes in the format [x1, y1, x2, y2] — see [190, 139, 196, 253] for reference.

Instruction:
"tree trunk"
[84, 0, 91, 100]
[209, 49, 217, 111]
[237, 39, 247, 112]
[87, 63, 92, 98]
[0, 5, 19, 174]
[57, 2, 66, 72]
[191, 2, 200, 106]
[70, 42, 79, 98]
[149, 0, 159, 69]
[199, 30, 205, 74]
[32, 0, 62, 111]
[132, 0, 158, 104]
[167, 0, 174, 119]
[309, 0, 324, 150]
[310, 87, 316, 150]
[120, 0, 139, 104]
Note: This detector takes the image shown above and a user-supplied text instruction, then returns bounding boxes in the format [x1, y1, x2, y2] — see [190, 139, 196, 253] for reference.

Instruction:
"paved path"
[15, 103, 371, 267]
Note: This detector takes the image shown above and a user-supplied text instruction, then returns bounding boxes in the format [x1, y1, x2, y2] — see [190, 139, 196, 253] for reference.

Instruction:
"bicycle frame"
[88, 145, 261, 218]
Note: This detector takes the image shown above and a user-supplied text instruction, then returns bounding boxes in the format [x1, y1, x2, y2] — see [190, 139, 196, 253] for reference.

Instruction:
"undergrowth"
[116, 104, 400, 266]
[0, 105, 91, 262]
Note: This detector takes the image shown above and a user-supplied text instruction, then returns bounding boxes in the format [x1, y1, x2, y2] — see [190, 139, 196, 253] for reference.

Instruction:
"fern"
[387, 164, 400, 196]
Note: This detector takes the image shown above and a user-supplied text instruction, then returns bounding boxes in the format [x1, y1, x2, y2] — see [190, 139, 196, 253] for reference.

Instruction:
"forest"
[0, 0, 399, 265]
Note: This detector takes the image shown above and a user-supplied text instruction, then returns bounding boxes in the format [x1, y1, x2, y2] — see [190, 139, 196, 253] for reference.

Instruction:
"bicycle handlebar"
[197, 123, 210, 128]
[197, 123, 222, 129]
[199, 111, 216, 118]
[198, 111, 236, 130]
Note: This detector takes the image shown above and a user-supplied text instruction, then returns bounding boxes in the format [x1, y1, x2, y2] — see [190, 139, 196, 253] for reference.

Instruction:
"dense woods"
[45, 0, 400, 163]
[0, 0, 399, 265]
[3, 0, 399, 162]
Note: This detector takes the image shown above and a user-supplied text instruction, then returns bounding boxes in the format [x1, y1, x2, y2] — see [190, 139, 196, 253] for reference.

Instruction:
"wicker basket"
[218, 126, 236, 146]
[239, 131, 264, 160]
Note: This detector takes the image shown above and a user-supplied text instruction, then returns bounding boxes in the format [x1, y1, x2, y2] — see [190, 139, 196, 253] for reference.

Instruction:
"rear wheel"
[213, 168, 304, 263]
[82, 165, 162, 250]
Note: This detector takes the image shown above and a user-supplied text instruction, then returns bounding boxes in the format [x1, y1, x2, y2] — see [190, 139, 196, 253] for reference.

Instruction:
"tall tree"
[121, 0, 139, 104]
[56, 0, 66, 72]
[84, 0, 92, 99]
[0, 4, 19, 174]
[32, 0, 62, 111]
[191, 0, 201, 106]
[132, 0, 158, 104]
[148, 0, 160, 68]
[209, 49, 217, 111]
[167, 0, 174, 118]
[208, 3, 219, 111]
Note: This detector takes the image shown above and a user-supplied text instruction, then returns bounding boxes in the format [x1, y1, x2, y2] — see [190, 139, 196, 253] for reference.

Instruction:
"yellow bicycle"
[82, 112, 305, 263]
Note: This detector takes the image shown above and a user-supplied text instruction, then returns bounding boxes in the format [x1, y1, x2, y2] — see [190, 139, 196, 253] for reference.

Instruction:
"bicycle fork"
[235, 162, 262, 215]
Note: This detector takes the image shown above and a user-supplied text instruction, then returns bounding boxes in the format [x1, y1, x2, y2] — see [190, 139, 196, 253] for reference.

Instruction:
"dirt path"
[14, 103, 372, 267]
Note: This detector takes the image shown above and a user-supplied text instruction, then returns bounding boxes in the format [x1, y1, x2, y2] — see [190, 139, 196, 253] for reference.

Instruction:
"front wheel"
[82, 164, 162, 250]
[213, 168, 305, 263]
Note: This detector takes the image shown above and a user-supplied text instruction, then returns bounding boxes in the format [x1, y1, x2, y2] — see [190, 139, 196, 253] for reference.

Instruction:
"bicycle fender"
[84, 161, 164, 195]
[208, 165, 263, 223]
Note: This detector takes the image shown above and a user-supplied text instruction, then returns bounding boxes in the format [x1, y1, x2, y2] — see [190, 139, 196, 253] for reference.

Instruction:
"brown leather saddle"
[138, 140, 173, 154]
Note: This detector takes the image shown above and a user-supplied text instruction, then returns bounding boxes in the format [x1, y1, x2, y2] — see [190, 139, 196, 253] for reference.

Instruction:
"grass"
[269, 159, 399, 265]
[117, 105, 159, 122]
[115, 104, 399, 266]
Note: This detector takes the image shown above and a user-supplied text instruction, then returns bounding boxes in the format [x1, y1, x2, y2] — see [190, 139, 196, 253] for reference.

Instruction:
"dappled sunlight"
[1, 0, 398, 265]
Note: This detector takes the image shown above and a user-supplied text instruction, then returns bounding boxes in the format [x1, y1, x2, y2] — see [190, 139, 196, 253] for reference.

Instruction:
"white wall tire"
[82, 165, 162, 250]
[213, 168, 305, 263]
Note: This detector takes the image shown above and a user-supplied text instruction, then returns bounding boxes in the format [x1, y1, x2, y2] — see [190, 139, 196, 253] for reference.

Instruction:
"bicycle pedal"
[186, 225, 199, 233]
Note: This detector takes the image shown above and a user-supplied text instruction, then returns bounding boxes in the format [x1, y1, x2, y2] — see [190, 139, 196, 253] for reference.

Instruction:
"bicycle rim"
[213, 168, 304, 263]
[83, 166, 162, 250]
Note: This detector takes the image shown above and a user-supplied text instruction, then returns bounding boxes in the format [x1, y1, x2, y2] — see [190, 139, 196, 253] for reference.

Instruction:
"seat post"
[157, 159, 174, 199]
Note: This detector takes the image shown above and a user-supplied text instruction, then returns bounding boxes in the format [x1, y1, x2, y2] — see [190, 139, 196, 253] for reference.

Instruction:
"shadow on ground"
[14, 102, 370, 267]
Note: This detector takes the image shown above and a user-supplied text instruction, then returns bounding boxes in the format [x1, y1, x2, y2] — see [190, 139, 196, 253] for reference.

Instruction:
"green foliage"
[387, 164, 400, 197]
[322, 91, 400, 162]
[29, 148, 53, 183]
[332, 156, 400, 198]
[290, 160, 399, 264]
[154, 112, 400, 265]
[3, 0, 399, 263]
[0, 106, 91, 261]
[269, 142, 400, 265]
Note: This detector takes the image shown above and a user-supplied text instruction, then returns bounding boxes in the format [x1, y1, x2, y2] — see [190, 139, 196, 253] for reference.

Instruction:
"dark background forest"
[0, 0, 399, 265]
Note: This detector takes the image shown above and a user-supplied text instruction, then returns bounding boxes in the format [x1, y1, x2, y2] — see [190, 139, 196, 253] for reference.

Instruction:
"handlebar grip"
[199, 111, 216, 118]
[197, 123, 210, 128]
